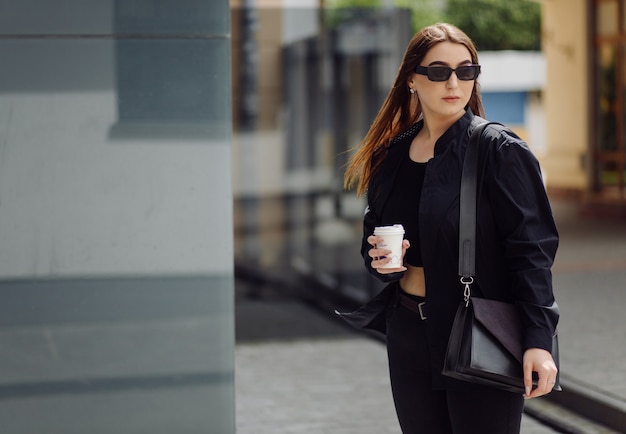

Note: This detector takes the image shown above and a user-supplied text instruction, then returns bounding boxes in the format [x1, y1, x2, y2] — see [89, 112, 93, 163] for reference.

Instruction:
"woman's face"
[408, 41, 476, 122]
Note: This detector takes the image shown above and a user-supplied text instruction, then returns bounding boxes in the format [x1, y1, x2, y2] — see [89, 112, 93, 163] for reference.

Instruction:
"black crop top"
[379, 154, 427, 267]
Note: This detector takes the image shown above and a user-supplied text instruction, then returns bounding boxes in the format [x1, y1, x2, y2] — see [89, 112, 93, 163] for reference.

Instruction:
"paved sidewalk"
[549, 199, 626, 399]
[234, 288, 561, 433]
[236, 338, 565, 433]
[234, 196, 626, 433]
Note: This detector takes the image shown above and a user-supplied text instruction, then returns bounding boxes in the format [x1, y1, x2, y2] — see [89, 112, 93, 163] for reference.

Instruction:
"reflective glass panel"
[597, 43, 618, 152]
[0, 0, 228, 35]
[0, 1, 234, 432]
[597, 0, 619, 36]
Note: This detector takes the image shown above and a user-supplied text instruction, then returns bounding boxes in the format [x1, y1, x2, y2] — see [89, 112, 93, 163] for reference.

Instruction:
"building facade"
[543, 0, 626, 216]
[231, 0, 626, 218]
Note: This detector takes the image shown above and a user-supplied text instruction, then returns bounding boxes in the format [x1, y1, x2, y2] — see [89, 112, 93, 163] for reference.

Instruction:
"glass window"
[594, 0, 626, 195]
[597, 0, 619, 36]
[598, 43, 618, 152]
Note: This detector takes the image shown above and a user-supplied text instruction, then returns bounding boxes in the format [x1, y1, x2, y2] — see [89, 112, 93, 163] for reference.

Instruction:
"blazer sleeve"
[482, 127, 560, 352]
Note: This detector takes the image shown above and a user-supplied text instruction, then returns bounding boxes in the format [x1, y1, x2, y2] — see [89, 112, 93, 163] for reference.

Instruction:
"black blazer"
[339, 110, 559, 389]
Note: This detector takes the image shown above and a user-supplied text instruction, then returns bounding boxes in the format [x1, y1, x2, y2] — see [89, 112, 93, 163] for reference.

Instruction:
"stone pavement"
[234, 283, 563, 433]
[234, 196, 626, 433]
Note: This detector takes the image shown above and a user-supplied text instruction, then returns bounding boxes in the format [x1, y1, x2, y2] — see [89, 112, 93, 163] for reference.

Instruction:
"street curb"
[523, 400, 587, 434]
[545, 375, 626, 433]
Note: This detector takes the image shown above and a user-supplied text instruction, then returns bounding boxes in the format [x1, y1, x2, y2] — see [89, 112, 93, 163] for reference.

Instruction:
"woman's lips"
[443, 96, 460, 102]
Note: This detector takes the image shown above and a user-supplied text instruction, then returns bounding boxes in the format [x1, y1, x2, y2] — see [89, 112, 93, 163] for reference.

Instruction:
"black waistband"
[398, 290, 427, 320]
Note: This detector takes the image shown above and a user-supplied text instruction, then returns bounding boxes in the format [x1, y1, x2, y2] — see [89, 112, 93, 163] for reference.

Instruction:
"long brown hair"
[343, 23, 485, 196]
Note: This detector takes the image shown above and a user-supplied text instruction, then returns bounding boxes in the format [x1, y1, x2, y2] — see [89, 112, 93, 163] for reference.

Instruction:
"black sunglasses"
[415, 64, 481, 82]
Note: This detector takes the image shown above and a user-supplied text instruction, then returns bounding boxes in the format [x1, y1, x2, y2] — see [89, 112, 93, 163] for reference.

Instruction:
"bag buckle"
[460, 276, 474, 307]
[418, 302, 427, 320]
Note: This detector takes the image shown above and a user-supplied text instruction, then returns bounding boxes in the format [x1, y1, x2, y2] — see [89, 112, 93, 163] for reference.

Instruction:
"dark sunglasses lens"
[456, 66, 479, 80]
[428, 67, 452, 82]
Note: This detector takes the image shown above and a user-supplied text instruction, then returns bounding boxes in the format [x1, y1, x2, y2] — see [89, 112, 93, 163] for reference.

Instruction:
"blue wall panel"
[482, 91, 526, 125]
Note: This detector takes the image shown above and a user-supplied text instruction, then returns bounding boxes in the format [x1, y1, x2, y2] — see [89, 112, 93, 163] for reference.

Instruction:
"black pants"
[386, 294, 524, 434]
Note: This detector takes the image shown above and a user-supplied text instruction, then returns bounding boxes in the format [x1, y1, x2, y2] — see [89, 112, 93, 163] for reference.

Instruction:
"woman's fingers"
[367, 235, 381, 247]
[368, 235, 409, 273]
[523, 348, 558, 399]
[367, 235, 388, 259]
[401, 239, 411, 253]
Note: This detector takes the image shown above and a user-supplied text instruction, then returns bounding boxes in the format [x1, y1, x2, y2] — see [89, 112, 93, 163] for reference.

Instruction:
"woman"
[340, 23, 559, 434]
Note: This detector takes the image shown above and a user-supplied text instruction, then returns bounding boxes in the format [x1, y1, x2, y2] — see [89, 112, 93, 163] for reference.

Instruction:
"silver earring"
[409, 88, 415, 94]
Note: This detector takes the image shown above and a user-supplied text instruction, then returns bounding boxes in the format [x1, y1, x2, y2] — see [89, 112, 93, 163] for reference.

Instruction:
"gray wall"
[0, 1, 234, 432]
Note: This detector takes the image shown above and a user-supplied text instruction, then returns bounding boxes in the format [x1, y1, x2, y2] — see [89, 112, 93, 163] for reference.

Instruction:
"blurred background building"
[0, 0, 624, 433]
[231, 0, 626, 218]
[543, 0, 626, 217]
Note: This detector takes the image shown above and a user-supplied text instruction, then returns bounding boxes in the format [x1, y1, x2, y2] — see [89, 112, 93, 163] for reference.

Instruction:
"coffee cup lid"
[374, 224, 405, 234]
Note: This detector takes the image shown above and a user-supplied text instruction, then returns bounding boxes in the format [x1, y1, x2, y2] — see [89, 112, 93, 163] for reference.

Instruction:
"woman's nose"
[446, 72, 459, 88]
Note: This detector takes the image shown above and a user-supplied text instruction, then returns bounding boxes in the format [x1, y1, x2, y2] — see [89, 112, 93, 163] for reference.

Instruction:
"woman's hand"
[367, 235, 410, 274]
[522, 348, 558, 399]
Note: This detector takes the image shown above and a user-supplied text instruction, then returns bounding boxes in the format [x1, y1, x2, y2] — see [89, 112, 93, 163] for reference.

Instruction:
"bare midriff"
[399, 264, 426, 297]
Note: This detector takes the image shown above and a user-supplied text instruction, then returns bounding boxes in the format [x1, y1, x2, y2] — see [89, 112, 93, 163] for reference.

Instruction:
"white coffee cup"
[373, 224, 405, 268]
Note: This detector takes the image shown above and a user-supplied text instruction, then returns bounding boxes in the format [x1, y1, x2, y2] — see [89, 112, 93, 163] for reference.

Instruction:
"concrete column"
[0, 1, 235, 432]
[541, 0, 589, 191]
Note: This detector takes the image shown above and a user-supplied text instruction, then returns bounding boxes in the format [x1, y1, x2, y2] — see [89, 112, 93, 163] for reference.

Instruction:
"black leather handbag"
[442, 122, 561, 394]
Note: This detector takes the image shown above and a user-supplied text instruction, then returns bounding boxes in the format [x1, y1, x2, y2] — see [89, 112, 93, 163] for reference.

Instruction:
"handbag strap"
[458, 120, 502, 303]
